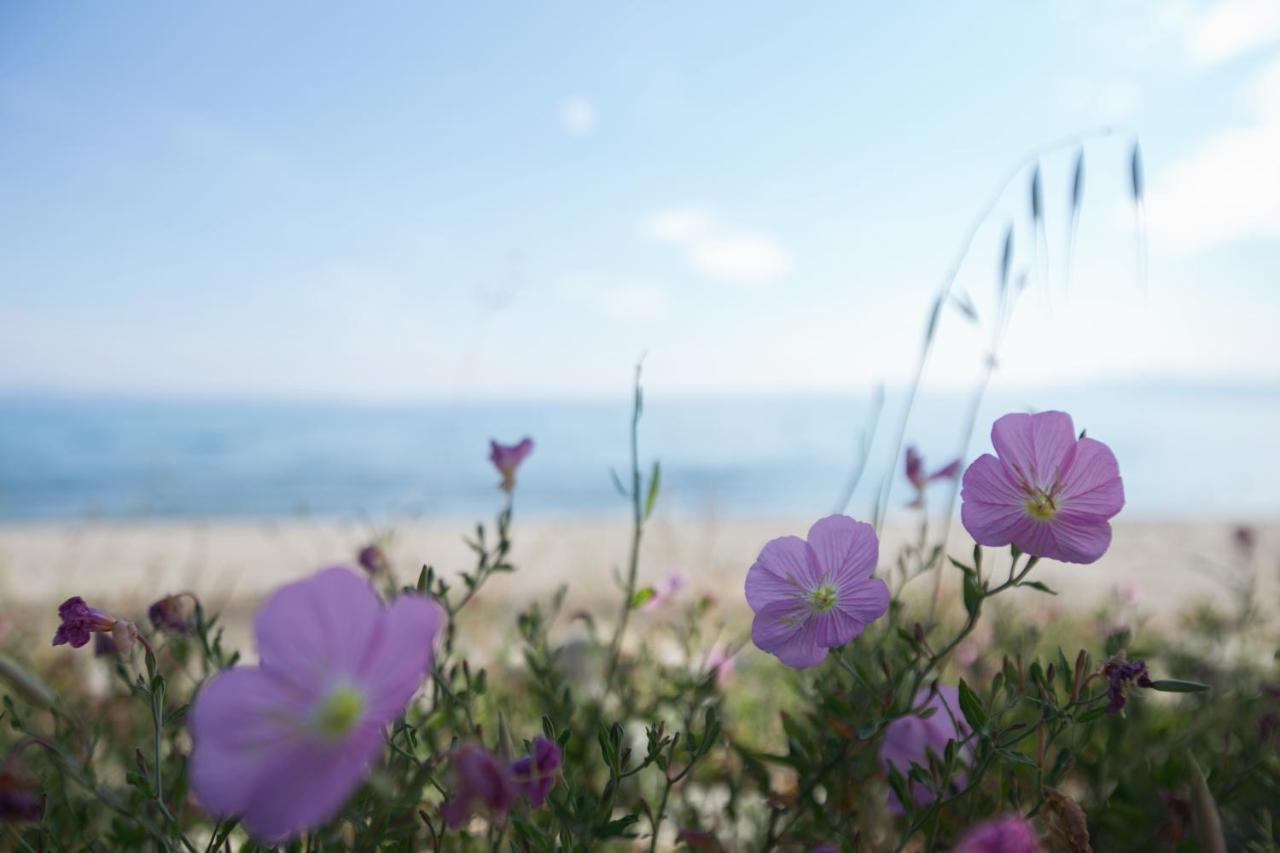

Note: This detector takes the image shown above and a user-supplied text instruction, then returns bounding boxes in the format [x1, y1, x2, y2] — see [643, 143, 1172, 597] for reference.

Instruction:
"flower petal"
[237, 723, 385, 841]
[359, 593, 446, 723]
[836, 576, 890, 627]
[750, 600, 826, 668]
[960, 454, 1027, 547]
[744, 536, 816, 611]
[253, 567, 384, 688]
[991, 411, 1075, 489]
[806, 515, 878, 581]
[189, 668, 311, 819]
[1058, 437, 1124, 518]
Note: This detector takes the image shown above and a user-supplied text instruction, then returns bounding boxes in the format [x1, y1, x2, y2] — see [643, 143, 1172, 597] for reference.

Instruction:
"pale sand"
[1, 516, 1275, 631]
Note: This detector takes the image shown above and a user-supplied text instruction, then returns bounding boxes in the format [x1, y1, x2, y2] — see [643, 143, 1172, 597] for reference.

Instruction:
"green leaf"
[644, 460, 661, 519]
[957, 678, 987, 730]
[628, 587, 655, 610]
[1021, 580, 1057, 596]
[962, 571, 982, 617]
[1147, 679, 1209, 693]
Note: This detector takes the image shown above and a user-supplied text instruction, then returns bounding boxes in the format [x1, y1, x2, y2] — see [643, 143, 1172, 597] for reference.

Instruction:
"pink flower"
[904, 446, 961, 508]
[705, 642, 736, 687]
[953, 815, 1041, 852]
[960, 411, 1124, 564]
[489, 437, 534, 493]
[642, 574, 685, 611]
[189, 567, 444, 841]
[510, 737, 562, 808]
[52, 597, 141, 653]
[441, 744, 518, 828]
[745, 515, 890, 669]
[879, 686, 971, 815]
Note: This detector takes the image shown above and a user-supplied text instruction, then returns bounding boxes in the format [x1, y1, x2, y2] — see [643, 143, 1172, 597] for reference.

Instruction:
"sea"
[1, 382, 1277, 523]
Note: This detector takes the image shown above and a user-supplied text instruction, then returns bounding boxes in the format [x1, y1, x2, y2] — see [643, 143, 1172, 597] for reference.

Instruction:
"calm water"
[1, 383, 1277, 522]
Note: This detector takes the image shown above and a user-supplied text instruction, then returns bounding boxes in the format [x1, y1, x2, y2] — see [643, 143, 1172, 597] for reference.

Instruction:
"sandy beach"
[2, 514, 1274, 636]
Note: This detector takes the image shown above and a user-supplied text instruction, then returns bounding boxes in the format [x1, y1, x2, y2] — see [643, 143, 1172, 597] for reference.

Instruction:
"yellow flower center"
[314, 684, 365, 740]
[810, 584, 838, 613]
[1025, 488, 1059, 521]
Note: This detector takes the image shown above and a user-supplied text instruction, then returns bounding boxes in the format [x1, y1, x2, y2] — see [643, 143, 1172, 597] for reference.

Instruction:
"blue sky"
[2, 1, 1278, 400]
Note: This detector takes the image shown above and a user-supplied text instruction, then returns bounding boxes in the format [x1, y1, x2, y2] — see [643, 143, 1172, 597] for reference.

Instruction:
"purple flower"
[51, 597, 116, 648]
[879, 686, 971, 815]
[745, 515, 890, 669]
[0, 770, 43, 823]
[357, 543, 390, 576]
[441, 744, 518, 829]
[510, 737, 562, 808]
[93, 632, 118, 657]
[905, 446, 961, 508]
[489, 437, 534, 493]
[189, 567, 444, 841]
[148, 594, 193, 634]
[1102, 658, 1152, 715]
[961, 411, 1124, 564]
[953, 815, 1041, 852]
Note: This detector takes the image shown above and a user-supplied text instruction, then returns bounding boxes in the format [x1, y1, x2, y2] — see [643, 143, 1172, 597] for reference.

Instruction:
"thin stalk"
[605, 362, 646, 693]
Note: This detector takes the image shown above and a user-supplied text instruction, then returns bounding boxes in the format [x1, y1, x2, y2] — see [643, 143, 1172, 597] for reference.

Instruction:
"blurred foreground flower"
[961, 411, 1123, 564]
[189, 567, 444, 841]
[489, 437, 534, 493]
[879, 685, 971, 815]
[745, 515, 889, 668]
[441, 743, 517, 828]
[904, 445, 961, 508]
[953, 815, 1041, 852]
[441, 737, 562, 828]
[510, 736, 562, 807]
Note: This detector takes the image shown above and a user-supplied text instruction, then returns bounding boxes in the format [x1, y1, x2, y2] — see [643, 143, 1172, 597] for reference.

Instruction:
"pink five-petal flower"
[744, 515, 889, 669]
[960, 411, 1124, 564]
[953, 815, 1042, 852]
[879, 686, 971, 815]
[189, 567, 444, 842]
[489, 437, 534, 493]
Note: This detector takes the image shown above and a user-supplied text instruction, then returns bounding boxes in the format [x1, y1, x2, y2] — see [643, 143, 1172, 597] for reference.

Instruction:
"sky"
[2, 1, 1279, 401]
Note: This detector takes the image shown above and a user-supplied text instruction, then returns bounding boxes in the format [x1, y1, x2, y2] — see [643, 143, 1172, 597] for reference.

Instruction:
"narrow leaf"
[1070, 147, 1085, 214]
[999, 224, 1014, 295]
[957, 678, 988, 730]
[1129, 141, 1144, 202]
[1147, 679, 1209, 693]
[644, 460, 661, 519]
[1030, 163, 1043, 222]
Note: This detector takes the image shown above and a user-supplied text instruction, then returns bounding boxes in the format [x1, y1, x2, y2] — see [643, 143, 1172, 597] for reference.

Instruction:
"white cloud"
[1184, 0, 1280, 65]
[644, 207, 713, 242]
[688, 234, 791, 283]
[1146, 54, 1280, 252]
[642, 207, 792, 285]
[560, 275, 668, 320]
[558, 95, 597, 135]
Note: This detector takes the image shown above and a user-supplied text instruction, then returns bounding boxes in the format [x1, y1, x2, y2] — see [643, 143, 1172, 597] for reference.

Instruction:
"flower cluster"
[441, 737, 563, 828]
